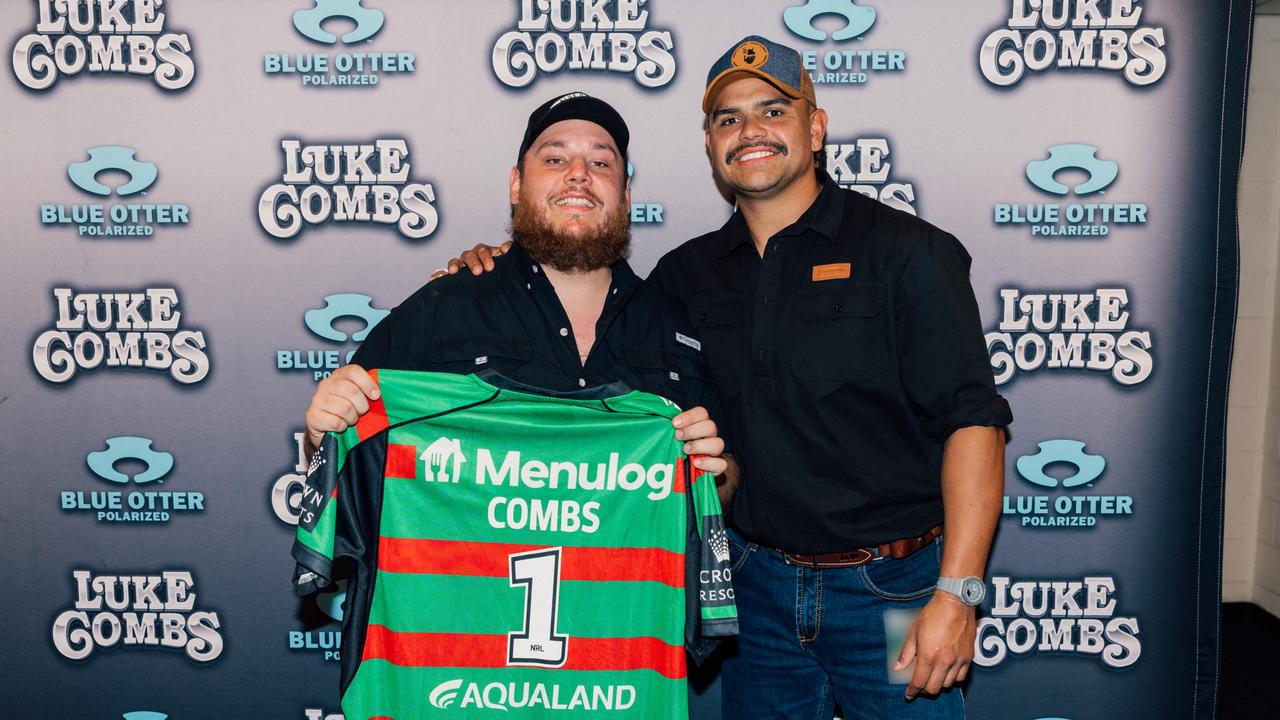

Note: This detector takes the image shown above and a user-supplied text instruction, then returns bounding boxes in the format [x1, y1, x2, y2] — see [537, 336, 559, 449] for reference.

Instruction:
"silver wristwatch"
[936, 575, 986, 606]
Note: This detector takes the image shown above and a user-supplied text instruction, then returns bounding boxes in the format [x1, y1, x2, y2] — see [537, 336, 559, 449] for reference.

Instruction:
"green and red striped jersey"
[292, 370, 737, 719]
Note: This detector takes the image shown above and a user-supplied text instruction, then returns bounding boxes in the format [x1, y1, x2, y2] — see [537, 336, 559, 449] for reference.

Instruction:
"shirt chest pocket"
[786, 283, 888, 380]
[426, 336, 532, 374]
[688, 298, 747, 389]
[623, 347, 708, 408]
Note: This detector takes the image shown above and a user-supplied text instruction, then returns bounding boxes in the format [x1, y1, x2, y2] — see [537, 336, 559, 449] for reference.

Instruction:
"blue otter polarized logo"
[290, 579, 346, 662]
[278, 294, 388, 380]
[62, 436, 206, 523]
[265, 0, 414, 87]
[1003, 439, 1132, 528]
[41, 146, 190, 237]
[994, 144, 1147, 238]
[782, 0, 904, 86]
[625, 162, 664, 226]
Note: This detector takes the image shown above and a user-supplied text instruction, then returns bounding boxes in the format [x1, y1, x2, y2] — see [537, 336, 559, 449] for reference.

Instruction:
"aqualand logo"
[993, 144, 1147, 238]
[62, 436, 206, 523]
[781, 0, 904, 86]
[277, 293, 388, 380]
[1002, 439, 1132, 529]
[41, 146, 190, 237]
[265, 0, 415, 87]
[429, 678, 637, 712]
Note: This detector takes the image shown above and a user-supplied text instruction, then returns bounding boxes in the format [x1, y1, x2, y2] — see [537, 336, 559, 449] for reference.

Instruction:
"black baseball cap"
[517, 92, 630, 163]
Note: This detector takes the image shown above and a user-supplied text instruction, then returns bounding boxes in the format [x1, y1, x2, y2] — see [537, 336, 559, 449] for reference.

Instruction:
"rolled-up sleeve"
[893, 230, 1012, 441]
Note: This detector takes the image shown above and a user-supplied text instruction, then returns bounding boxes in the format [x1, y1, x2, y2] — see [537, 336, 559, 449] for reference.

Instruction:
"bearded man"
[302, 92, 729, 485]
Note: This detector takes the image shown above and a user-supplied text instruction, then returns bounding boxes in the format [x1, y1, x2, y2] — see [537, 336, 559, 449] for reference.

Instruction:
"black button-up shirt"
[351, 243, 721, 423]
[649, 179, 1012, 553]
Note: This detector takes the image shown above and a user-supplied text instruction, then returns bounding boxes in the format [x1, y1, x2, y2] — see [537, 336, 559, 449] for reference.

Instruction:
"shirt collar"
[712, 176, 845, 258]
[508, 241, 641, 298]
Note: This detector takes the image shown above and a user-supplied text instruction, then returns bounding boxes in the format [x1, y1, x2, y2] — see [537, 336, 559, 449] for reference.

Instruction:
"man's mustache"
[725, 142, 788, 164]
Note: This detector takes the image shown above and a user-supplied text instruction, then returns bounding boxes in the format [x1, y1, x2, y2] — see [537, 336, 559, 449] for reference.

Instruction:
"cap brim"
[702, 68, 805, 113]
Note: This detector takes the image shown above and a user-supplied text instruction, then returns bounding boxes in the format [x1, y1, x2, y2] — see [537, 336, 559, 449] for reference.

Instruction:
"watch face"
[961, 578, 985, 604]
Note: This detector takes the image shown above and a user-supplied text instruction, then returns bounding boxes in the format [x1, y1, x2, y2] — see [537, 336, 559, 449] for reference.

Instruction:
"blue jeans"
[721, 528, 964, 720]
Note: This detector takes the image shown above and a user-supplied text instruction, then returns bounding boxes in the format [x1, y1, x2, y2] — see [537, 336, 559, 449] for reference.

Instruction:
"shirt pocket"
[786, 282, 888, 380]
[622, 347, 708, 409]
[426, 336, 531, 375]
[688, 298, 746, 389]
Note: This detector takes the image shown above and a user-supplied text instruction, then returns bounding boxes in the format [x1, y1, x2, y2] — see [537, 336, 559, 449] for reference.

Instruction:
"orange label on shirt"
[812, 263, 852, 281]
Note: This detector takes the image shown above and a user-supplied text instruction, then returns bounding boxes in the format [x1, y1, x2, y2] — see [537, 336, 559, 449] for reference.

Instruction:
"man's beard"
[510, 194, 631, 273]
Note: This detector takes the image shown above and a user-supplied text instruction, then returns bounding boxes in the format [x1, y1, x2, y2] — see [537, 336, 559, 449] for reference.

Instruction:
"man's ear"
[809, 107, 829, 153]
[509, 165, 521, 205]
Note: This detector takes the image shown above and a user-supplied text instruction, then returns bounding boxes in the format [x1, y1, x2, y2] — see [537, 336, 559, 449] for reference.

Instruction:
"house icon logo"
[421, 438, 466, 484]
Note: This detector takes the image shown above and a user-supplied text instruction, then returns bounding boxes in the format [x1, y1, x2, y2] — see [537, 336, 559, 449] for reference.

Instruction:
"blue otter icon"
[86, 437, 174, 485]
[294, 0, 385, 44]
[1025, 144, 1118, 196]
[1016, 440, 1105, 489]
[67, 146, 157, 197]
[305, 293, 390, 342]
[784, 0, 877, 42]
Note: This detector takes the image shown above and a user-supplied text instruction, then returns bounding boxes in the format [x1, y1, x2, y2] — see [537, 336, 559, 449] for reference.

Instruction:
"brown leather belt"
[766, 524, 943, 569]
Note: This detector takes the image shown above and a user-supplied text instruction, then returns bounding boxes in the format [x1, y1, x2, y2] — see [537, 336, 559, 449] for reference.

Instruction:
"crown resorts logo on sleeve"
[974, 575, 1141, 669]
[32, 287, 210, 384]
[276, 293, 388, 380]
[52, 569, 223, 662]
[264, 0, 415, 87]
[492, 0, 676, 88]
[62, 436, 206, 523]
[41, 146, 190, 238]
[1004, 439, 1133, 528]
[824, 136, 918, 215]
[995, 144, 1146, 237]
[259, 139, 439, 240]
[985, 287, 1153, 386]
[979, 0, 1167, 87]
[12, 0, 194, 90]
[781, 0, 905, 87]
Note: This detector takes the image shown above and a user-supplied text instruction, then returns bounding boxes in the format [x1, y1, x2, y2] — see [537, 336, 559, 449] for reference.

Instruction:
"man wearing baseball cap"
[301, 91, 732, 520]
[441, 38, 1010, 719]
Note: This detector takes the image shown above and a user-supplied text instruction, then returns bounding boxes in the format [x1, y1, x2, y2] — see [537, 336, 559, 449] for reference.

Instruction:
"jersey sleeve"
[683, 455, 739, 665]
[291, 424, 374, 596]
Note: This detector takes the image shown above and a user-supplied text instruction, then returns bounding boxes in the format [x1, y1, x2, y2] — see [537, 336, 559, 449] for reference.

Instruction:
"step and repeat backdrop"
[0, 1, 1253, 718]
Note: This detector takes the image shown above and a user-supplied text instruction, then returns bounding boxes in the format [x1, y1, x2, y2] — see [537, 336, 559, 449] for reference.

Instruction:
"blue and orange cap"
[702, 35, 817, 113]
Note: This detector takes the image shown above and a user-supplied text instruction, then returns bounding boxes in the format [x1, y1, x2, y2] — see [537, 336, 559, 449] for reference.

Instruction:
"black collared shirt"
[351, 243, 721, 425]
[649, 179, 1012, 553]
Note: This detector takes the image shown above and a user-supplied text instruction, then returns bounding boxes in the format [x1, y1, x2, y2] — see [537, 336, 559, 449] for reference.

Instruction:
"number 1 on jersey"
[507, 547, 568, 667]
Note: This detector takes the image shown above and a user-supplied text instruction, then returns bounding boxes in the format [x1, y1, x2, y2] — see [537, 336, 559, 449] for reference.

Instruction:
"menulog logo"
[41, 146, 190, 238]
[52, 569, 223, 662]
[979, 0, 1167, 87]
[265, 0, 415, 87]
[32, 287, 211, 384]
[491, 0, 676, 88]
[258, 138, 439, 240]
[995, 144, 1146, 238]
[12, 0, 195, 91]
[824, 135, 918, 215]
[782, 0, 905, 87]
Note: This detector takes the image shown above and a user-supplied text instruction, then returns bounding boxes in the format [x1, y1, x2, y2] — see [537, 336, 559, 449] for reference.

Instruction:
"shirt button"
[834, 303, 844, 312]
[578, 378, 587, 387]
[559, 327, 569, 336]
[526, 283, 532, 290]
[699, 313, 707, 322]
[532, 265, 539, 274]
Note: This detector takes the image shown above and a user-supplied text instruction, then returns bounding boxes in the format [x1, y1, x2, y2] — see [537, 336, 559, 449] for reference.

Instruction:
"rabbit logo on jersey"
[258, 138, 439, 240]
[979, 0, 1167, 87]
[12, 0, 195, 91]
[782, 1, 905, 86]
[824, 136, 918, 215]
[32, 287, 211, 385]
[1003, 440, 1133, 528]
[974, 575, 1141, 669]
[995, 144, 1146, 237]
[492, 0, 676, 88]
[985, 287, 1154, 386]
[52, 569, 223, 662]
[61, 436, 206, 523]
[264, 0, 415, 87]
[41, 146, 190, 237]
[277, 294, 388, 380]
[429, 678, 637, 712]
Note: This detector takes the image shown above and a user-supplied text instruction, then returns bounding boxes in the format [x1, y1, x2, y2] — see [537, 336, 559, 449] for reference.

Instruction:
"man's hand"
[672, 406, 727, 476]
[304, 364, 381, 456]
[429, 241, 512, 281]
[894, 591, 977, 700]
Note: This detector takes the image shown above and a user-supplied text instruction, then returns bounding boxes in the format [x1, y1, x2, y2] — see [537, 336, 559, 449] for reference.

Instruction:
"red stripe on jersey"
[378, 538, 684, 588]
[356, 369, 390, 442]
[673, 457, 687, 495]
[361, 625, 687, 679]
[385, 443, 417, 479]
